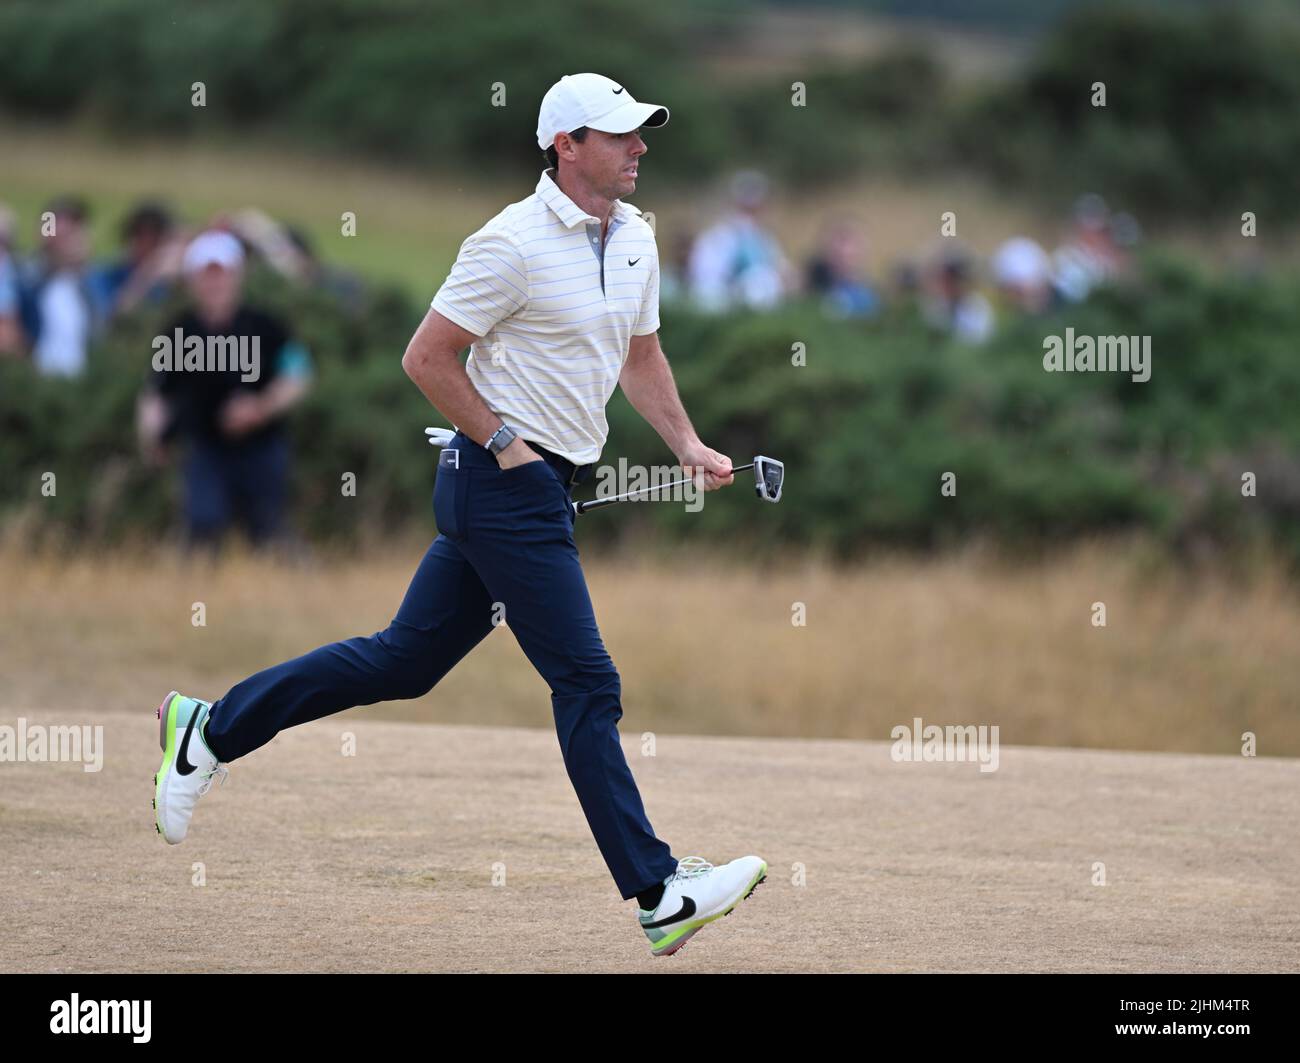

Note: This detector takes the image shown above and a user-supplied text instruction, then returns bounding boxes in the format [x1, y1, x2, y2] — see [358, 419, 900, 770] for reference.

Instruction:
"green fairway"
[0, 124, 526, 300]
[1, 122, 1068, 301]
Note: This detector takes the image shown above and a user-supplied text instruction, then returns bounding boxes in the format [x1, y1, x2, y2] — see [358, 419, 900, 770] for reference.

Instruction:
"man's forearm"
[619, 341, 698, 457]
[137, 390, 167, 445]
[402, 333, 501, 447]
[259, 375, 310, 420]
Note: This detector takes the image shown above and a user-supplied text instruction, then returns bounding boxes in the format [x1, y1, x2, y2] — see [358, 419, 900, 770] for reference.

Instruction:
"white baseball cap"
[537, 73, 669, 151]
[182, 230, 245, 274]
[991, 237, 1051, 288]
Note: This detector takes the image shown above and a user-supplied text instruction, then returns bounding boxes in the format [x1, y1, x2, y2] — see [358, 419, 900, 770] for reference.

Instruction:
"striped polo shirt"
[430, 167, 660, 465]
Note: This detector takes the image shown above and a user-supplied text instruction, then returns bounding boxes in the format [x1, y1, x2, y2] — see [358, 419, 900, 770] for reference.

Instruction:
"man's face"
[128, 224, 167, 264]
[187, 263, 243, 321]
[46, 213, 90, 268]
[562, 128, 647, 198]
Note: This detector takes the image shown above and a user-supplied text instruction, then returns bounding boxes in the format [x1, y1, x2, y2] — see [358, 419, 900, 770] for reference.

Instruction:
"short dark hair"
[543, 126, 588, 171]
[122, 201, 173, 242]
[44, 195, 89, 224]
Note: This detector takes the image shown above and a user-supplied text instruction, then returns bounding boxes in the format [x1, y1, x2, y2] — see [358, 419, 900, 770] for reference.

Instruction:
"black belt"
[526, 442, 591, 489]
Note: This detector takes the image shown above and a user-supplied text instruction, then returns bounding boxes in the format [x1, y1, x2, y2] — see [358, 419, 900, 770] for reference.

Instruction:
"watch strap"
[485, 423, 518, 456]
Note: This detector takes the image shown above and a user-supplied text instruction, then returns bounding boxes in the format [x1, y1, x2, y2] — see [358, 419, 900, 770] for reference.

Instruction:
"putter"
[573, 455, 783, 515]
[425, 427, 784, 515]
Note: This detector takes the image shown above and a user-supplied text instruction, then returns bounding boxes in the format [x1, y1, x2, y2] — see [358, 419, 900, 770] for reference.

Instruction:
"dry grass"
[2, 541, 1296, 756]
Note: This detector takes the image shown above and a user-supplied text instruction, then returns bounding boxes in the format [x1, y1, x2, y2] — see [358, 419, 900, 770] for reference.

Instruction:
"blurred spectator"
[922, 249, 994, 345]
[890, 260, 923, 301]
[225, 207, 312, 282]
[805, 215, 881, 319]
[882, 259, 926, 326]
[88, 201, 181, 322]
[217, 209, 367, 314]
[1052, 193, 1131, 303]
[659, 229, 694, 305]
[284, 226, 366, 315]
[137, 230, 314, 550]
[0, 205, 21, 356]
[991, 236, 1056, 315]
[18, 196, 96, 376]
[687, 170, 794, 312]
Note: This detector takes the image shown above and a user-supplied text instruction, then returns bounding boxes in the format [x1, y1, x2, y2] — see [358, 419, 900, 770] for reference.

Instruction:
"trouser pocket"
[502, 458, 571, 521]
[433, 451, 469, 541]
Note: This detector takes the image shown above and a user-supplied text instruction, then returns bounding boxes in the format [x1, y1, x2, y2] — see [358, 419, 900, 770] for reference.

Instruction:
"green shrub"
[0, 0, 730, 176]
[955, 3, 1300, 221]
[4, 254, 1299, 562]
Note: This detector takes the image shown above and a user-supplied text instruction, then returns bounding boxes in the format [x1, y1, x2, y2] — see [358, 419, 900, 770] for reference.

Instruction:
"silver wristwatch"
[485, 423, 518, 456]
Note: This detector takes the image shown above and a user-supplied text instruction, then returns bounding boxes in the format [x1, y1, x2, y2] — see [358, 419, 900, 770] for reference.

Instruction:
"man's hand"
[136, 390, 171, 466]
[677, 440, 734, 491]
[495, 435, 544, 470]
[219, 393, 268, 438]
[141, 440, 171, 468]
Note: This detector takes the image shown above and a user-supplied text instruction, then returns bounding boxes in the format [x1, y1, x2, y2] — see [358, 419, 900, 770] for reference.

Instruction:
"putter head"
[752, 455, 784, 503]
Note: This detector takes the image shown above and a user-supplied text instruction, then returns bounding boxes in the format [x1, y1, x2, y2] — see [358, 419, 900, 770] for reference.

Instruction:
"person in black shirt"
[136, 230, 313, 548]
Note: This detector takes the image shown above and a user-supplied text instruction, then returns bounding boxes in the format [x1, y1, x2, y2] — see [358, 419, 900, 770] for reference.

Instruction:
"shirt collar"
[538, 168, 637, 229]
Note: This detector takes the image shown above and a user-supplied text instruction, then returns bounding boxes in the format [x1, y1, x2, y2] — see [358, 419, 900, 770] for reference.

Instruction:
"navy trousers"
[203, 431, 678, 900]
[184, 433, 289, 546]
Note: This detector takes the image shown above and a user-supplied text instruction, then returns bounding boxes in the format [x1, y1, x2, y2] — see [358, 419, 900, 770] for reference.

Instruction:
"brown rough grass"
[1, 541, 1296, 757]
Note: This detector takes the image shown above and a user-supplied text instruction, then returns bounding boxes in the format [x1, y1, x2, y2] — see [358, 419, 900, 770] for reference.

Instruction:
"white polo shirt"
[430, 167, 660, 465]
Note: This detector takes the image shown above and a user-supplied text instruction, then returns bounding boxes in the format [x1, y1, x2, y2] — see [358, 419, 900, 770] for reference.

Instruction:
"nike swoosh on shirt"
[628, 257, 641, 266]
[642, 896, 696, 928]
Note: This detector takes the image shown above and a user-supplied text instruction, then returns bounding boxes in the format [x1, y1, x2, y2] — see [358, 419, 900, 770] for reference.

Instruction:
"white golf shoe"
[153, 691, 228, 844]
[638, 854, 767, 956]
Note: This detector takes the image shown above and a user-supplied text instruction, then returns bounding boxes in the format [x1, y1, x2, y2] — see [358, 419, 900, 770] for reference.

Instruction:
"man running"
[153, 72, 766, 958]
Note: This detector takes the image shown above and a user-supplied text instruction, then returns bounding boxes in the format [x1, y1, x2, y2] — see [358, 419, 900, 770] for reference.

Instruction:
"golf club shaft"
[575, 462, 755, 515]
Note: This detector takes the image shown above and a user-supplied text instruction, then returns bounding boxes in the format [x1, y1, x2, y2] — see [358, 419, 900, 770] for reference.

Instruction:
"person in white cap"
[136, 229, 313, 548]
[152, 75, 766, 960]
